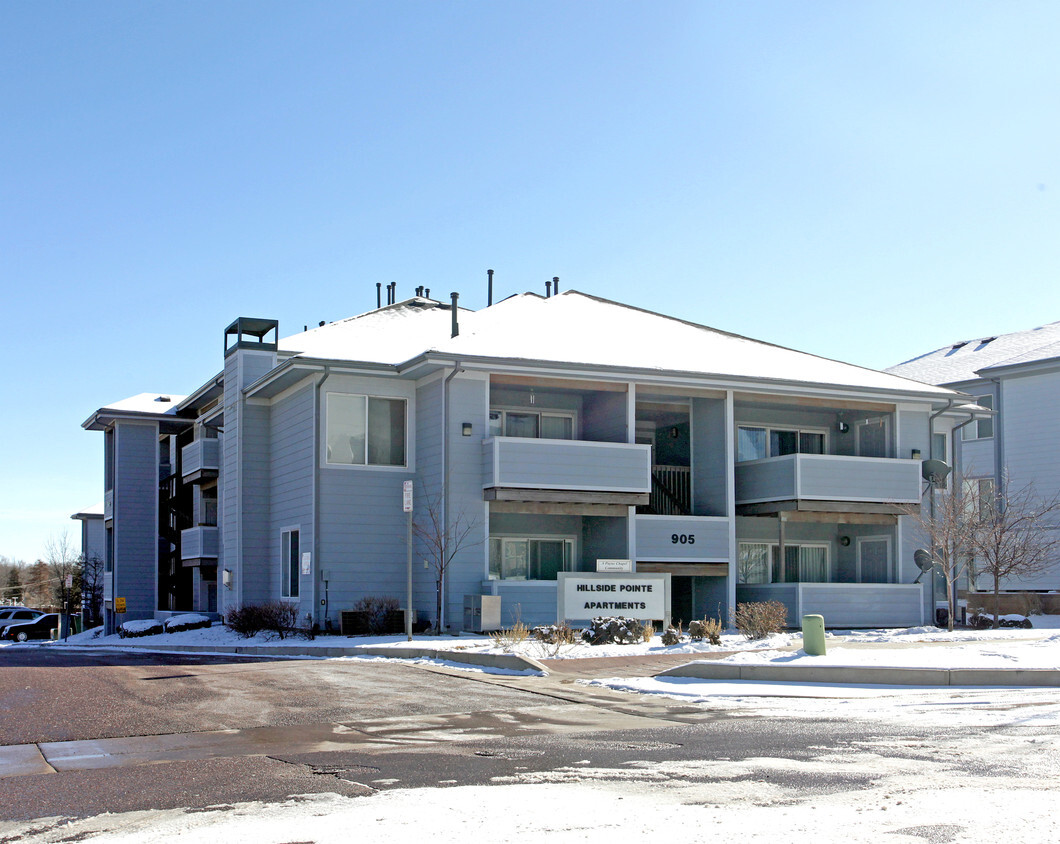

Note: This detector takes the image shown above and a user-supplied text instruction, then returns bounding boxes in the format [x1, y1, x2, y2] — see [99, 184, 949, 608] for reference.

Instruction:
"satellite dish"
[913, 548, 934, 583]
[921, 459, 951, 484]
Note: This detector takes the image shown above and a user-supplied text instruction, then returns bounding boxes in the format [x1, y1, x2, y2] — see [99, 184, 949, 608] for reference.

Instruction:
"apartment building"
[84, 287, 975, 635]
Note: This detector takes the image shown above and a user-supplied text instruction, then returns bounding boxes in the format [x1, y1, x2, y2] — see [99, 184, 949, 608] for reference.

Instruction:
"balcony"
[180, 526, 219, 562]
[634, 514, 730, 574]
[483, 437, 650, 507]
[735, 454, 921, 515]
[181, 439, 220, 484]
[104, 490, 113, 520]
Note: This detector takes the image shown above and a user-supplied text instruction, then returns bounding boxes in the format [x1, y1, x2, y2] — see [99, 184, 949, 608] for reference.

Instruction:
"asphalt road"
[1, 645, 1056, 831]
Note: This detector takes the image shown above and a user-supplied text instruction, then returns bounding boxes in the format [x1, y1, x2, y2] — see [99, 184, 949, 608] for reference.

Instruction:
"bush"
[118, 619, 163, 638]
[733, 601, 787, 640]
[490, 621, 530, 651]
[639, 621, 655, 643]
[163, 614, 212, 634]
[688, 617, 722, 645]
[225, 601, 304, 640]
[352, 596, 402, 635]
[660, 624, 683, 646]
[530, 621, 578, 645]
[580, 616, 642, 645]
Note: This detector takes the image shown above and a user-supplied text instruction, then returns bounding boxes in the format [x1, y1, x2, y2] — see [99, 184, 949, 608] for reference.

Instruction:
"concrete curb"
[656, 661, 1060, 687]
[58, 642, 548, 675]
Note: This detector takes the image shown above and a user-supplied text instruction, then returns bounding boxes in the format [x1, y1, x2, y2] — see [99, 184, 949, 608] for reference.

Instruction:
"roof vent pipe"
[553, 276, 560, 294]
[425, 288, 430, 299]
[376, 283, 382, 309]
[390, 283, 396, 305]
[545, 280, 552, 298]
[487, 269, 494, 306]
[451, 292, 459, 338]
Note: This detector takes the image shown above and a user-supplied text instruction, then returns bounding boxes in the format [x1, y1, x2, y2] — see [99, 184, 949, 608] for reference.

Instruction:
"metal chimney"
[376, 282, 382, 309]
[487, 269, 494, 306]
[450, 292, 459, 337]
[553, 276, 560, 294]
[545, 280, 552, 298]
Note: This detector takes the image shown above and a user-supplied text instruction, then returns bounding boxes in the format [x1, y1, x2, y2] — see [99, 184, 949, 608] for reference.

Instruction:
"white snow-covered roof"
[71, 501, 105, 519]
[97, 392, 187, 415]
[281, 291, 959, 398]
[887, 320, 1060, 385]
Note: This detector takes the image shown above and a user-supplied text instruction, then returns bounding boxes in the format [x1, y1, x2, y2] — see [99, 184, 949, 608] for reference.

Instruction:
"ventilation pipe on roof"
[487, 269, 494, 306]
[553, 276, 560, 294]
[450, 292, 460, 337]
[545, 280, 552, 298]
[425, 288, 430, 299]
[376, 283, 382, 309]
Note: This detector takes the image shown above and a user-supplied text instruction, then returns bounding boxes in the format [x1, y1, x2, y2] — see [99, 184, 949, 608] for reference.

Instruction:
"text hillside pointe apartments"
[83, 284, 986, 636]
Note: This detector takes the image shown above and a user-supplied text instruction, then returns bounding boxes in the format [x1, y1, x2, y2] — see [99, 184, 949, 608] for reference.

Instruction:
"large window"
[737, 542, 830, 583]
[489, 537, 575, 581]
[281, 528, 300, 599]
[737, 426, 826, 462]
[489, 409, 575, 440]
[962, 395, 994, 440]
[327, 394, 406, 466]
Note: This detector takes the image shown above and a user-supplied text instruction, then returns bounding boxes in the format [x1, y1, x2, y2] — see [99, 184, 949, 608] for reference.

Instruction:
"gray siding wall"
[635, 515, 729, 561]
[482, 581, 558, 627]
[692, 397, 728, 516]
[734, 583, 925, 628]
[582, 515, 628, 566]
[582, 391, 628, 443]
[270, 383, 315, 616]
[413, 377, 445, 617]
[240, 401, 272, 605]
[113, 421, 158, 620]
[898, 409, 931, 463]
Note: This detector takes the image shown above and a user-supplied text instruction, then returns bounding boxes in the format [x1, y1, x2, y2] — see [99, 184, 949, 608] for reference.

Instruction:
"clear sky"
[3, 1, 1059, 563]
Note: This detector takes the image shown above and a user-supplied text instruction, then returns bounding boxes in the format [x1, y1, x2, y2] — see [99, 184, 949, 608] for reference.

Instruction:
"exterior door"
[856, 418, 889, 458]
[858, 536, 892, 583]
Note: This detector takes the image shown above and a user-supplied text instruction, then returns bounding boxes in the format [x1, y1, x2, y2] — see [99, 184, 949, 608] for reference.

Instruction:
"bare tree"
[79, 552, 105, 627]
[45, 531, 80, 616]
[906, 482, 977, 632]
[411, 489, 481, 632]
[968, 474, 1060, 628]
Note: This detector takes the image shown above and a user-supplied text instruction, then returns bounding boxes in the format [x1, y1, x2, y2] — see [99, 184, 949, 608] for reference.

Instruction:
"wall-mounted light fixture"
[670, 426, 680, 439]
[837, 421, 850, 434]
[462, 422, 473, 437]
[839, 536, 851, 547]
[911, 448, 922, 460]
[222, 568, 232, 588]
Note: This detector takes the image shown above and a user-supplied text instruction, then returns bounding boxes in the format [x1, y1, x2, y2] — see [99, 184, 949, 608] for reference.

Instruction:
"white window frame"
[489, 407, 578, 440]
[325, 392, 408, 468]
[856, 535, 893, 583]
[488, 534, 578, 581]
[962, 395, 994, 441]
[931, 430, 949, 463]
[736, 541, 831, 583]
[280, 527, 300, 599]
[735, 424, 829, 462]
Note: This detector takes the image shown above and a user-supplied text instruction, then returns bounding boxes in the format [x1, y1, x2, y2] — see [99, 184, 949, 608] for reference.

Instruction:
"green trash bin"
[72, 616, 83, 635]
[801, 614, 826, 656]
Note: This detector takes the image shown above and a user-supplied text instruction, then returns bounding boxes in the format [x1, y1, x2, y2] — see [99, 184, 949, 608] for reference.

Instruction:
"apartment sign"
[557, 572, 670, 622]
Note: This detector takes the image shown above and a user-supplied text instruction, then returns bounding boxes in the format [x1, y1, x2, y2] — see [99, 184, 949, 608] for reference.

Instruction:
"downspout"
[990, 377, 1003, 496]
[314, 365, 332, 630]
[441, 361, 464, 631]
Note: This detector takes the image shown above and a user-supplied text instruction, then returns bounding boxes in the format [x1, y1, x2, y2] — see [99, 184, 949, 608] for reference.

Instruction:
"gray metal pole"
[406, 508, 413, 641]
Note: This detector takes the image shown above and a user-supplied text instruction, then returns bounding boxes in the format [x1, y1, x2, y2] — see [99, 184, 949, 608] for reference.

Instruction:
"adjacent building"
[888, 320, 1060, 593]
[85, 287, 977, 634]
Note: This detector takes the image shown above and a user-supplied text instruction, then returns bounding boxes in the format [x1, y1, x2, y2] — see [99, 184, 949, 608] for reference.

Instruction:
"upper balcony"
[735, 454, 921, 515]
[180, 525, 219, 562]
[181, 439, 220, 484]
[482, 437, 650, 507]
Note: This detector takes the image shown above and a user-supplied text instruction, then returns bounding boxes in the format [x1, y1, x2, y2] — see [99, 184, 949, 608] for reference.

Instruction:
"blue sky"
[3, 1, 1059, 562]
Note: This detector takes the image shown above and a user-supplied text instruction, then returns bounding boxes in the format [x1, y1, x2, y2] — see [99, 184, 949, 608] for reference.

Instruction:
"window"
[736, 426, 826, 461]
[962, 395, 994, 440]
[281, 529, 300, 598]
[326, 394, 406, 466]
[931, 431, 948, 463]
[489, 537, 575, 580]
[962, 477, 996, 519]
[737, 542, 830, 583]
[489, 409, 575, 440]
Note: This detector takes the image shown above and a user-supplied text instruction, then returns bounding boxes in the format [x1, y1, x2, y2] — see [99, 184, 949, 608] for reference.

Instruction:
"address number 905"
[671, 533, 695, 545]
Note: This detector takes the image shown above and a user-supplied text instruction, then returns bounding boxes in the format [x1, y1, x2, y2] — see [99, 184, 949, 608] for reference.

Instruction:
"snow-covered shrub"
[351, 596, 402, 635]
[580, 616, 642, 645]
[969, 612, 1032, 629]
[660, 625, 683, 646]
[688, 617, 722, 645]
[733, 601, 787, 640]
[163, 614, 212, 634]
[530, 621, 578, 645]
[119, 619, 164, 638]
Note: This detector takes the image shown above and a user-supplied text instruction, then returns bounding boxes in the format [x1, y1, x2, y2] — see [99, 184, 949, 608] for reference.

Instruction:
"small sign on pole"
[65, 573, 73, 589]
[403, 480, 414, 641]
[402, 480, 414, 513]
[115, 597, 127, 614]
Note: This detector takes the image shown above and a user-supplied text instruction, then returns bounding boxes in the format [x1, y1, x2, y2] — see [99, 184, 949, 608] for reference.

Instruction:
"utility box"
[801, 614, 826, 656]
[463, 595, 502, 633]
